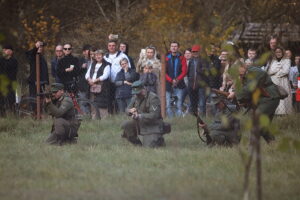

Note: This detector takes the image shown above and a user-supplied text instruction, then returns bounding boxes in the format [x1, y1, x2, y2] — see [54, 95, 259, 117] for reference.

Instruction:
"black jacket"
[51, 57, 62, 83]
[25, 48, 49, 85]
[77, 57, 90, 92]
[187, 57, 210, 89]
[0, 56, 18, 92]
[208, 55, 222, 89]
[57, 54, 80, 86]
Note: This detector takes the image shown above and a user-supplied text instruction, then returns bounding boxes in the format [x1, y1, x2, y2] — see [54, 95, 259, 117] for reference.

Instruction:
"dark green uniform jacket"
[207, 107, 240, 146]
[45, 94, 76, 120]
[236, 66, 280, 116]
[126, 91, 164, 135]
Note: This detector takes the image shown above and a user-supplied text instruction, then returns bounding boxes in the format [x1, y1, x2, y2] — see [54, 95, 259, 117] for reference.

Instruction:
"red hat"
[191, 45, 201, 52]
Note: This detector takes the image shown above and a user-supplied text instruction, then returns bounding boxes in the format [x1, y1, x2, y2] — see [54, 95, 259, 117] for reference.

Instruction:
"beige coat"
[267, 58, 293, 115]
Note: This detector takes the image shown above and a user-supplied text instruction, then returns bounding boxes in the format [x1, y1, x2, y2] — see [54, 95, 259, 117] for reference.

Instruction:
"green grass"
[0, 114, 299, 200]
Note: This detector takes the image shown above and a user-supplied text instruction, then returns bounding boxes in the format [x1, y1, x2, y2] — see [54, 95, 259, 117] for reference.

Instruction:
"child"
[139, 62, 158, 94]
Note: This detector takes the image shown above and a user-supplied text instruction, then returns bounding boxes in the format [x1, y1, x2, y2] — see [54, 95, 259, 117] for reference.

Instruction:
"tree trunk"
[243, 139, 255, 200]
[160, 53, 166, 118]
[253, 109, 262, 200]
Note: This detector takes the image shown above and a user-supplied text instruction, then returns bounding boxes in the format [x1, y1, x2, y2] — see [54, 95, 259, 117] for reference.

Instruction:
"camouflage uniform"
[122, 81, 166, 147]
[236, 66, 280, 143]
[45, 84, 80, 145]
[206, 105, 240, 146]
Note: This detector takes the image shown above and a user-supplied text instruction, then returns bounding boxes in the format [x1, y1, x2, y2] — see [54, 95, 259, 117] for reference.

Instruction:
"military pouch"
[162, 122, 171, 134]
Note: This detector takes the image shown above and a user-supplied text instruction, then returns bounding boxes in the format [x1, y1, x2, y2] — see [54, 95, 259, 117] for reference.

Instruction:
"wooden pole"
[36, 52, 41, 120]
[160, 53, 166, 118]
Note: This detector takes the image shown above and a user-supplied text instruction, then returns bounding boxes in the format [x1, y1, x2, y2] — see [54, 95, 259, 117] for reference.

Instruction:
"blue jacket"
[115, 68, 139, 99]
[165, 53, 187, 91]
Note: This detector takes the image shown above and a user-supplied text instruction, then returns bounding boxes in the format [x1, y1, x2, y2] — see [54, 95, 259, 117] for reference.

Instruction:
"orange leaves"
[141, 0, 240, 53]
[21, 9, 60, 50]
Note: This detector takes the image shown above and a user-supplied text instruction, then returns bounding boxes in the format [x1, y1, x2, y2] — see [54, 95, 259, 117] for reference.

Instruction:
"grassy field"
[0, 114, 299, 200]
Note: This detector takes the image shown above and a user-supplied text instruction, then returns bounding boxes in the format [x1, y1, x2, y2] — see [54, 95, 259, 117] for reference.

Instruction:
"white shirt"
[85, 63, 110, 81]
[104, 51, 131, 82]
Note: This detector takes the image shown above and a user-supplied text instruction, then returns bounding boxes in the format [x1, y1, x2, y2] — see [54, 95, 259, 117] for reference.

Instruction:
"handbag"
[90, 84, 102, 93]
[275, 84, 288, 99]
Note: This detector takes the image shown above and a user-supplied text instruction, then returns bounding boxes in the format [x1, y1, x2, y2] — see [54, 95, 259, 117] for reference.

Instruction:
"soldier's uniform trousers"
[46, 118, 78, 145]
[121, 120, 165, 148]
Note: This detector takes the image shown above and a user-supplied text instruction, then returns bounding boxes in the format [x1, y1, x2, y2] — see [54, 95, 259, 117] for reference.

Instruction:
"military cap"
[50, 83, 64, 92]
[131, 80, 144, 95]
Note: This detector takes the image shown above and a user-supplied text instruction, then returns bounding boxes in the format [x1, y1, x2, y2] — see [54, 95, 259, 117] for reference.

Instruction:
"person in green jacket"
[236, 64, 281, 143]
[45, 83, 80, 145]
[121, 80, 167, 147]
[199, 93, 241, 147]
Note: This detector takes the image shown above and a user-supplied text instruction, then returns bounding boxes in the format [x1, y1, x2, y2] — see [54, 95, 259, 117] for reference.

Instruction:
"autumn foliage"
[21, 9, 60, 50]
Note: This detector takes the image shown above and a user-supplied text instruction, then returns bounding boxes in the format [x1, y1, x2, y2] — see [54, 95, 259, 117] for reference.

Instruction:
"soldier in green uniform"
[236, 64, 281, 143]
[121, 80, 167, 147]
[45, 83, 80, 145]
[199, 94, 241, 147]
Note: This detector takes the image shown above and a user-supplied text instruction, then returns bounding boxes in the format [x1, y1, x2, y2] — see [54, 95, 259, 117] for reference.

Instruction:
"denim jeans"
[166, 88, 184, 117]
[188, 87, 206, 116]
[78, 91, 90, 114]
[117, 97, 132, 113]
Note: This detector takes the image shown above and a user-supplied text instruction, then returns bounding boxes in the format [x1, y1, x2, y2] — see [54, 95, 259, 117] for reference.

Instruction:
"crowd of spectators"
[0, 35, 299, 117]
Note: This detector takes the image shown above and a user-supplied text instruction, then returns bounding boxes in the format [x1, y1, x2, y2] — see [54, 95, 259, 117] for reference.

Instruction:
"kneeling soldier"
[121, 80, 168, 148]
[199, 94, 240, 147]
[45, 83, 80, 145]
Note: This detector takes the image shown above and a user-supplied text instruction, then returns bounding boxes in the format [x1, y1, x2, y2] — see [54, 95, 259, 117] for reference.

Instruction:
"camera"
[108, 34, 118, 41]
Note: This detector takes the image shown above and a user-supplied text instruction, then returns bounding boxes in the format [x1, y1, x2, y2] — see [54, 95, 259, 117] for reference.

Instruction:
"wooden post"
[36, 52, 41, 120]
[160, 53, 166, 118]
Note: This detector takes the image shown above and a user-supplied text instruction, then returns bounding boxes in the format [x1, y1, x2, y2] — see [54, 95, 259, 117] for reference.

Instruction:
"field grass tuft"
[0, 114, 299, 200]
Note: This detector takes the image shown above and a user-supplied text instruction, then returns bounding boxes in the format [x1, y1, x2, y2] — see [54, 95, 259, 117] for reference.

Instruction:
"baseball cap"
[191, 45, 201, 52]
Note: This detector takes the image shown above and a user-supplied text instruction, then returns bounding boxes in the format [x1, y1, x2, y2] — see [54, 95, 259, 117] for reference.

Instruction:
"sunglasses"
[64, 48, 72, 50]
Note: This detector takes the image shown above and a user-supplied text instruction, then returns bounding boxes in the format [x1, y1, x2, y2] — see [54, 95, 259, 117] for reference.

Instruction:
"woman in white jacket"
[267, 47, 293, 115]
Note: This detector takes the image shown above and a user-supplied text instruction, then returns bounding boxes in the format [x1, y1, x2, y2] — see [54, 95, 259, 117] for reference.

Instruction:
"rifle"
[211, 88, 240, 111]
[37, 92, 52, 99]
[211, 88, 230, 97]
[192, 112, 212, 144]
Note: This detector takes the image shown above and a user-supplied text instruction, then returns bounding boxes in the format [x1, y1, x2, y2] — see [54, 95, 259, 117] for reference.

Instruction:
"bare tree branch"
[115, 0, 121, 22]
[95, 0, 110, 22]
